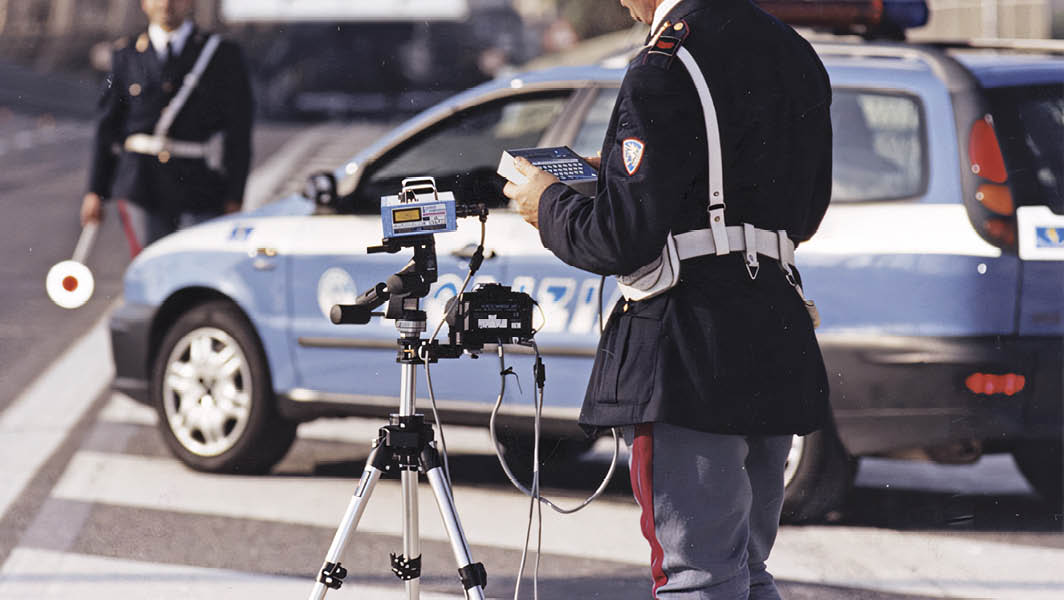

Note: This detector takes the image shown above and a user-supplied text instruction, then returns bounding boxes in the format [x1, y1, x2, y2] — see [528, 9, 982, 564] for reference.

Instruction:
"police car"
[110, 0, 1063, 521]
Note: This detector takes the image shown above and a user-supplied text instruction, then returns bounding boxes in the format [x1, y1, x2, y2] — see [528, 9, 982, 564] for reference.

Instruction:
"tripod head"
[330, 234, 438, 327]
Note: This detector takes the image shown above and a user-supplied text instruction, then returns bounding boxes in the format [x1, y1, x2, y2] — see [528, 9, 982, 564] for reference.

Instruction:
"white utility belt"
[675, 224, 795, 270]
[123, 132, 224, 172]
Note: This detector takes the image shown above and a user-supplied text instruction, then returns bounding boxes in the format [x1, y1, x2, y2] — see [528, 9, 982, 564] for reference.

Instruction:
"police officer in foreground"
[81, 0, 253, 256]
[504, 0, 832, 597]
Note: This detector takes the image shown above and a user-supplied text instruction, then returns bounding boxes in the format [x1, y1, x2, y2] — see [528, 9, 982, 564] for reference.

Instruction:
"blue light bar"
[756, 0, 930, 34]
[883, 0, 929, 29]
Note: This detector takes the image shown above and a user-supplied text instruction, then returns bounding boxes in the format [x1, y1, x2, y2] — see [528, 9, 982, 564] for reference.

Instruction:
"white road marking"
[42, 447, 1064, 599]
[49, 451, 645, 566]
[0, 317, 112, 519]
[0, 548, 461, 600]
[856, 455, 1034, 496]
[772, 527, 1064, 600]
[99, 392, 510, 455]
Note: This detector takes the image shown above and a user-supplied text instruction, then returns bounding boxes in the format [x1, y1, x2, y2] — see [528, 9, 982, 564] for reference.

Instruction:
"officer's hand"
[223, 201, 241, 215]
[503, 157, 559, 229]
[80, 193, 102, 226]
[585, 155, 601, 170]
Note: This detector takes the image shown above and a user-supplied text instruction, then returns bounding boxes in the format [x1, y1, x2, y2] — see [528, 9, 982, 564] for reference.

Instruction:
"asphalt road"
[1, 68, 1062, 599]
[0, 86, 302, 416]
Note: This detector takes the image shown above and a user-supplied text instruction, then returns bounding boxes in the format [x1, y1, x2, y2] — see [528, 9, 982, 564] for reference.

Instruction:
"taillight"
[965, 373, 1026, 396]
[975, 183, 1014, 215]
[984, 218, 1016, 246]
[969, 116, 1008, 183]
[968, 114, 1016, 247]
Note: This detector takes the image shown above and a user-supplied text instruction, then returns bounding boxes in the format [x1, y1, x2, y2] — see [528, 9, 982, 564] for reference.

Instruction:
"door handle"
[251, 247, 279, 270]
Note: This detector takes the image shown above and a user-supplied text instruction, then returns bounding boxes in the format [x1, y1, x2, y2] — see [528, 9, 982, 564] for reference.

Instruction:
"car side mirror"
[304, 171, 338, 210]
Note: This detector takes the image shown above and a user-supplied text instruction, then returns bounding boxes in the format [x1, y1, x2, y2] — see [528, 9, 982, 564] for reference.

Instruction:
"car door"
[287, 90, 579, 406]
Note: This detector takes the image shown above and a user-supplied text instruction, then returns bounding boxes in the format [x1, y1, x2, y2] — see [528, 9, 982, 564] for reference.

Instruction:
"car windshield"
[986, 83, 1064, 213]
[830, 90, 928, 202]
[348, 92, 570, 213]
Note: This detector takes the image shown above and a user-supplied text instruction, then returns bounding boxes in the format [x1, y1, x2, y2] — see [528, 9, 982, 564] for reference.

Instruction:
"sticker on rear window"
[1036, 227, 1064, 249]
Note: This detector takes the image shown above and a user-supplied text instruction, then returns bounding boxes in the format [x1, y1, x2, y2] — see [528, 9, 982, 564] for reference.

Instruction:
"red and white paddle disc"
[46, 260, 95, 309]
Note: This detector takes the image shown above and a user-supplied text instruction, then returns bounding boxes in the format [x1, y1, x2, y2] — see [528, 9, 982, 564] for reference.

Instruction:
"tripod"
[309, 236, 487, 600]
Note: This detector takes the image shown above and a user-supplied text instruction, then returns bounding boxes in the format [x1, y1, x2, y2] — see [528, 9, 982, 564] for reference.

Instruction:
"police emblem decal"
[623, 138, 645, 175]
[1036, 226, 1064, 248]
[317, 267, 359, 320]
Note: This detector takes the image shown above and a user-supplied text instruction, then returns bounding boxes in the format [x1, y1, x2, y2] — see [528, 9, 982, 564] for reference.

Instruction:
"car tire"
[151, 300, 297, 474]
[781, 426, 855, 523]
[1012, 439, 1063, 509]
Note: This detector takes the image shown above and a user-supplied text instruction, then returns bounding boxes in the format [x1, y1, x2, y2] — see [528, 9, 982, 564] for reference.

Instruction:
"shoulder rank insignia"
[644, 19, 690, 68]
[623, 138, 646, 175]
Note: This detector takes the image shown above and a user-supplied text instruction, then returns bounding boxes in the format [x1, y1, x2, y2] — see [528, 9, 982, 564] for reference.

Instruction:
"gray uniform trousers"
[626, 423, 792, 599]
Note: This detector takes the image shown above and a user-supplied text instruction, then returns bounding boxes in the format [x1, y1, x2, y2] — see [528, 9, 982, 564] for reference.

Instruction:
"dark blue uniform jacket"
[88, 27, 253, 214]
[538, 0, 833, 435]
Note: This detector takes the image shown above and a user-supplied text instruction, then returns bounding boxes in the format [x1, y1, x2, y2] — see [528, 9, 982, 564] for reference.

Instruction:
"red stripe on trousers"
[631, 423, 667, 596]
[115, 199, 142, 258]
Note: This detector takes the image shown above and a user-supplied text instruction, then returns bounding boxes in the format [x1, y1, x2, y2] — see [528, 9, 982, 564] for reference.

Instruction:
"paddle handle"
[72, 222, 98, 264]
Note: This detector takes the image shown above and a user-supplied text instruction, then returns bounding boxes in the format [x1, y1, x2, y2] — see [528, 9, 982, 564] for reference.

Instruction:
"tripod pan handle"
[330, 304, 375, 325]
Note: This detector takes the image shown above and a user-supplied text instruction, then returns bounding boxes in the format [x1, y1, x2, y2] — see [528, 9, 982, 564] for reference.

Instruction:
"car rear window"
[985, 83, 1064, 213]
[831, 90, 928, 202]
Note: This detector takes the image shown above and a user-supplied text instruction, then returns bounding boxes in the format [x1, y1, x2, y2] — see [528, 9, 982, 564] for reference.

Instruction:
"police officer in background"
[81, 0, 253, 256]
[504, 0, 832, 597]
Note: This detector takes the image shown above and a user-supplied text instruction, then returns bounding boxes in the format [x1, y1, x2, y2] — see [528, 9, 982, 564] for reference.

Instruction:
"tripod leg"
[423, 446, 487, 600]
[308, 445, 386, 600]
[400, 467, 421, 599]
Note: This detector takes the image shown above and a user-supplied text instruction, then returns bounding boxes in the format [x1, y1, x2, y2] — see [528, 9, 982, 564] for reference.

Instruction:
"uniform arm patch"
[623, 138, 646, 175]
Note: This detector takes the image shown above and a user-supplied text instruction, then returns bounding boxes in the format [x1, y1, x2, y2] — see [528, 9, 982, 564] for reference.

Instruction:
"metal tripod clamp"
[318, 562, 347, 590]
[459, 562, 488, 590]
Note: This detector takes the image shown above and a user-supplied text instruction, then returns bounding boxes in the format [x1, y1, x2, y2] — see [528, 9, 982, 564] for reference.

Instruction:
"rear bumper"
[822, 334, 1062, 457]
[109, 301, 157, 406]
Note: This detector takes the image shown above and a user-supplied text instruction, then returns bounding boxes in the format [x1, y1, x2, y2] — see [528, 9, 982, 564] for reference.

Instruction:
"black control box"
[446, 283, 535, 349]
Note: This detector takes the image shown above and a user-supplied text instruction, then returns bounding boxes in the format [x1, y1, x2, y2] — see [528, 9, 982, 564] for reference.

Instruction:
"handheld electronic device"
[497, 146, 597, 195]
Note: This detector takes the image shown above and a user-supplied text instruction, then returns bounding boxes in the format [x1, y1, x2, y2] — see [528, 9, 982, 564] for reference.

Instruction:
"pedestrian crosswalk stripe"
[48, 449, 1064, 599]
[0, 548, 462, 600]
[50, 451, 647, 565]
[0, 320, 112, 520]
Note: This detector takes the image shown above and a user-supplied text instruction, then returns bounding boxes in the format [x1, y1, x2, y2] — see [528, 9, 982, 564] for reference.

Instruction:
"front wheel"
[781, 427, 855, 523]
[151, 300, 296, 474]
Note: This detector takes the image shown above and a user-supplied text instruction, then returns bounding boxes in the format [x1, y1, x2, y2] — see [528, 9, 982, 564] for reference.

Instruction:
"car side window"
[831, 90, 928, 202]
[570, 87, 620, 158]
[348, 92, 570, 213]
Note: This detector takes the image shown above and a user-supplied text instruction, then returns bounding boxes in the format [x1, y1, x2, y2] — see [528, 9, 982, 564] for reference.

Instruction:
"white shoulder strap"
[674, 46, 729, 255]
[153, 34, 223, 138]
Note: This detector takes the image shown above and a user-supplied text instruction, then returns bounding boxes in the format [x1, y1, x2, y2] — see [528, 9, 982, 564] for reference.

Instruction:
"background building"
[914, 0, 1055, 39]
[1, 0, 1061, 112]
